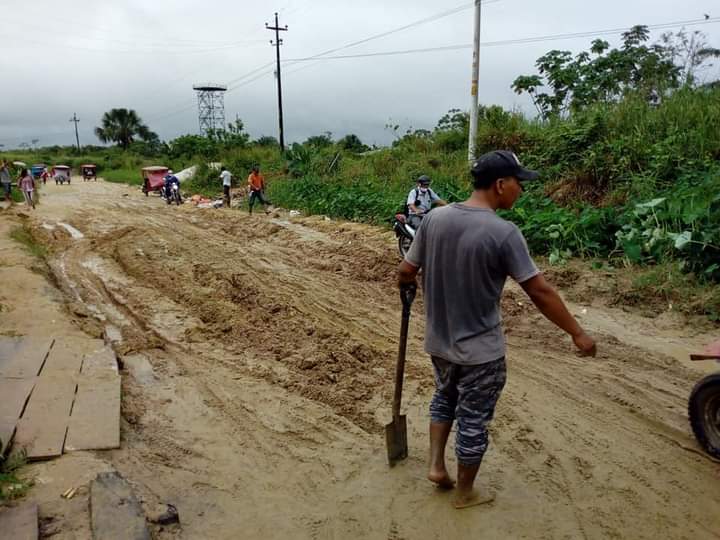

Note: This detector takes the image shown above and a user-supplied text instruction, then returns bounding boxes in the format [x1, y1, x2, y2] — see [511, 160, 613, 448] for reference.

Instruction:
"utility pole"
[266, 13, 288, 152]
[467, 0, 481, 161]
[70, 113, 81, 151]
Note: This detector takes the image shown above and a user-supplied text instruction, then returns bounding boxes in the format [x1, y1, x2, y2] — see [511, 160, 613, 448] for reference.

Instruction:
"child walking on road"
[18, 169, 35, 209]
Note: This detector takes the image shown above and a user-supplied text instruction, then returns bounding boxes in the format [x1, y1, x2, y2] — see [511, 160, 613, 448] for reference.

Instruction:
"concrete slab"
[0, 502, 38, 540]
[90, 472, 150, 540]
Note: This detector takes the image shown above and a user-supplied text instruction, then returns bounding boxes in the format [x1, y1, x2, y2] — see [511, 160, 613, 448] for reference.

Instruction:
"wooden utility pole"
[266, 13, 288, 152]
[467, 0, 481, 161]
[70, 113, 81, 151]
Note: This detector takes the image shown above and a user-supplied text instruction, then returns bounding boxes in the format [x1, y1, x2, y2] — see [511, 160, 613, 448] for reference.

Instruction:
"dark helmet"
[417, 175, 431, 186]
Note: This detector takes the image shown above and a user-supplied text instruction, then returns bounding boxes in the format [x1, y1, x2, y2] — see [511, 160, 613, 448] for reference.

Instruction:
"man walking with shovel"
[397, 150, 596, 509]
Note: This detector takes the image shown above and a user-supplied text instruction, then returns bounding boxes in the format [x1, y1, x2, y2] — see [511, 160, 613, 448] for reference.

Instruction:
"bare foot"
[453, 488, 495, 509]
[428, 469, 455, 490]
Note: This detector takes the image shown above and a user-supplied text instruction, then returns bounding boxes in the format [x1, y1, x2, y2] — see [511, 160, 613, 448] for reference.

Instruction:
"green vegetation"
[10, 226, 47, 259]
[0, 451, 31, 503]
[9, 187, 24, 204]
[101, 168, 143, 186]
[95, 108, 158, 150]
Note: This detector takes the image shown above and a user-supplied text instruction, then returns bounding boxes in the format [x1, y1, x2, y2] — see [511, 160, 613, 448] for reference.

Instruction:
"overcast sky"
[1, 0, 718, 150]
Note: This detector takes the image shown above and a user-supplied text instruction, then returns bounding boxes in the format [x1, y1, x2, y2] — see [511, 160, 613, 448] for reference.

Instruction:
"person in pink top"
[18, 168, 35, 209]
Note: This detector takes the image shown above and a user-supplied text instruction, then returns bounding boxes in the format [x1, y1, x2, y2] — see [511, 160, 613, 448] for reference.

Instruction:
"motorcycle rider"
[407, 175, 446, 228]
[163, 170, 181, 204]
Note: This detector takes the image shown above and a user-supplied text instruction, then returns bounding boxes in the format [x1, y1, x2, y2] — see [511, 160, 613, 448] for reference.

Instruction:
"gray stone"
[90, 472, 150, 540]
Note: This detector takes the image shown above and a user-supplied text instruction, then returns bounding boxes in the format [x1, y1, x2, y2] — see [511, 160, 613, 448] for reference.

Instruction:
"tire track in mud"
[46, 207, 422, 433]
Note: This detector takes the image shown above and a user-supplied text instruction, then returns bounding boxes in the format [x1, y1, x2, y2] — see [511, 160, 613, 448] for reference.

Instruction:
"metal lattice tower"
[193, 83, 227, 134]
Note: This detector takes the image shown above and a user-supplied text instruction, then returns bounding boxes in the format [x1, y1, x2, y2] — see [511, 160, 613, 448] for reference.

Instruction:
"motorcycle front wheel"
[397, 235, 413, 258]
[689, 373, 720, 458]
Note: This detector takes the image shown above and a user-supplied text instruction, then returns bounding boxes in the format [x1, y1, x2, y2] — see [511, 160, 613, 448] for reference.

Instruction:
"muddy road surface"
[12, 179, 720, 539]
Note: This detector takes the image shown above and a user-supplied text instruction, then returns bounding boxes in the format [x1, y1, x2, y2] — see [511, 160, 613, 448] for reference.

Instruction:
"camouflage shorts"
[429, 356, 507, 466]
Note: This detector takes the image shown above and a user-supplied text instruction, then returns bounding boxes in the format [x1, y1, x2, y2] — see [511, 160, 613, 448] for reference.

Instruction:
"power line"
[289, 1, 497, 64]
[146, 61, 277, 122]
[284, 17, 720, 62]
[151, 8, 719, 126]
[145, 15, 720, 124]
[222, 2, 501, 96]
[57, 2, 501, 123]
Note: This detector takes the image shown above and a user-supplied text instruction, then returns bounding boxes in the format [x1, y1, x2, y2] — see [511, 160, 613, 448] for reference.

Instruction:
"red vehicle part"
[141, 166, 169, 196]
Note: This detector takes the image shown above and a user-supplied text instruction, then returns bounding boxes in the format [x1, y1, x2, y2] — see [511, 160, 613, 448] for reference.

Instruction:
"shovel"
[386, 282, 417, 466]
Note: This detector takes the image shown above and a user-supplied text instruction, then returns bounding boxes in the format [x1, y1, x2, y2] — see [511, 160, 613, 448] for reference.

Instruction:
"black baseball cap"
[417, 175, 431, 185]
[470, 150, 539, 184]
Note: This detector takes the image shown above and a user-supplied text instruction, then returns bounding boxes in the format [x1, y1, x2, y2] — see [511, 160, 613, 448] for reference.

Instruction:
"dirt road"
[7, 179, 720, 539]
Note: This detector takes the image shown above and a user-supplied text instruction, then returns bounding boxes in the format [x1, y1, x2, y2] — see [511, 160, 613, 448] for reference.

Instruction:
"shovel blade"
[385, 415, 408, 466]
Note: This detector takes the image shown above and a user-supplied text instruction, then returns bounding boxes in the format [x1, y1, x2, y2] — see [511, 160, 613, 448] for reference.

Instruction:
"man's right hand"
[572, 331, 597, 357]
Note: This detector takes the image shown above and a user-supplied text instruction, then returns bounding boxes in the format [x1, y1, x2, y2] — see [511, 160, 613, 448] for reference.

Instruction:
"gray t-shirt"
[405, 203, 539, 365]
[0, 167, 10, 184]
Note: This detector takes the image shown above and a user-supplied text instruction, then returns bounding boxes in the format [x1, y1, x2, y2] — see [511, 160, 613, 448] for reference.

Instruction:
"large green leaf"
[672, 231, 692, 250]
[622, 242, 643, 262]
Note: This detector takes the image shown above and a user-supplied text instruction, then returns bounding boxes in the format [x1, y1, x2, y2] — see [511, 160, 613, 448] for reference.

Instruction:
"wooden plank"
[0, 379, 35, 420]
[90, 472, 150, 540]
[65, 375, 120, 451]
[13, 418, 69, 461]
[41, 337, 104, 376]
[21, 375, 76, 418]
[0, 379, 35, 456]
[0, 337, 53, 379]
[13, 376, 76, 460]
[0, 502, 38, 540]
[80, 347, 118, 378]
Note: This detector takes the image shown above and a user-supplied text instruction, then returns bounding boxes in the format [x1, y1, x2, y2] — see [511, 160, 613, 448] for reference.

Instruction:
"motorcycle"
[688, 346, 720, 459]
[163, 183, 182, 206]
[392, 213, 416, 258]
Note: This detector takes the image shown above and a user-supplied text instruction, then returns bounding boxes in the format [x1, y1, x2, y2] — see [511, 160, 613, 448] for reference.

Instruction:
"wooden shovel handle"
[393, 284, 417, 419]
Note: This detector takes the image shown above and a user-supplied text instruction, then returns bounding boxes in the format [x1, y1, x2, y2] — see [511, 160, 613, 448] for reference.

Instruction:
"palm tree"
[95, 108, 157, 149]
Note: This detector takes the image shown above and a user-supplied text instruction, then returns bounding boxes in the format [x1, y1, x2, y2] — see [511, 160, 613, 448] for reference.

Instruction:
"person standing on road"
[0, 160, 12, 202]
[397, 150, 597, 509]
[17, 168, 35, 209]
[247, 165, 271, 215]
[220, 166, 233, 207]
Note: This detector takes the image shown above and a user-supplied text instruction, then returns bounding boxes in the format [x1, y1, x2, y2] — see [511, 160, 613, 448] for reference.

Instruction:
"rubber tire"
[688, 373, 720, 459]
[398, 235, 413, 258]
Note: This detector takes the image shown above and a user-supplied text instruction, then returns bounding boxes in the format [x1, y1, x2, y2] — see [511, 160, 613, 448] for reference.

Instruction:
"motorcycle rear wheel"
[688, 373, 720, 458]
